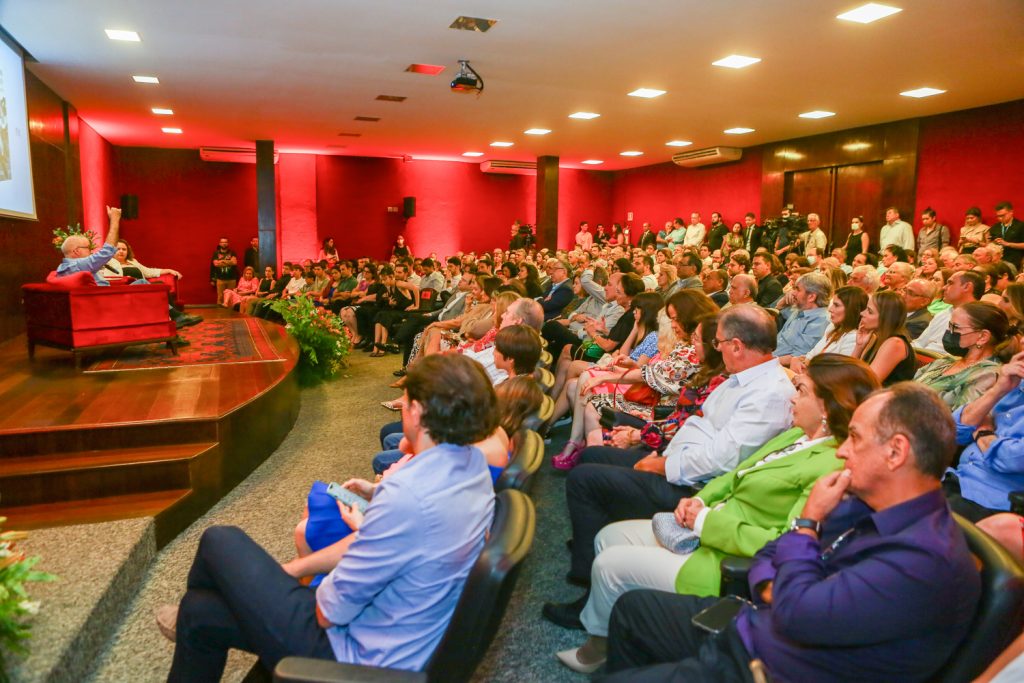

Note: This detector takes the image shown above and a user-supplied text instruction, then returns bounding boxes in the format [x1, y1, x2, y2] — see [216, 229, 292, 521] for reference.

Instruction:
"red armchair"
[22, 271, 178, 368]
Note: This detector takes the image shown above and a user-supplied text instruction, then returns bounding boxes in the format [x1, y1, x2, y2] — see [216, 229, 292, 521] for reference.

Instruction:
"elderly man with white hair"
[848, 265, 880, 295]
[773, 272, 833, 357]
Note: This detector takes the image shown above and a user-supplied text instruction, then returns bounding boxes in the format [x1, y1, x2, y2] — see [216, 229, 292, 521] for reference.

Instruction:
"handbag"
[622, 381, 660, 406]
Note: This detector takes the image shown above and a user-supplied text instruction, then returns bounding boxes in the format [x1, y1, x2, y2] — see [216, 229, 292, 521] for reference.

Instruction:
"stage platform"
[0, 308, 300, 547]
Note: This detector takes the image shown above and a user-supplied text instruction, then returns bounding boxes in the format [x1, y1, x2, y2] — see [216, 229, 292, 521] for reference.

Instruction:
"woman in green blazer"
[556, 354, 880, 673]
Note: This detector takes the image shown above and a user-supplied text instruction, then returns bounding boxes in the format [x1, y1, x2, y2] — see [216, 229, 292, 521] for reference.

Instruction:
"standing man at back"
[879, 207, 914, 252]
[211, 238, 238, 305]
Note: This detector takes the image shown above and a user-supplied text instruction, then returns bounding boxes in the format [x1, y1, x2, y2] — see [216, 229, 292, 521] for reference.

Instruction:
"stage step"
[0, 419, 220, 458]
[0, 488, 192, 531]
[0, 443, 217, 507]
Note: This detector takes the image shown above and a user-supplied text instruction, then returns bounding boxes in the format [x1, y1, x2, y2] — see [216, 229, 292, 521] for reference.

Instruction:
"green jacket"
[675, 427, 841, 596]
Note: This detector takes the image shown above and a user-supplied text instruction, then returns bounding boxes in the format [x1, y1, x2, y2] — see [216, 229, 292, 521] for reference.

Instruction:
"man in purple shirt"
[599, 382, 981, 683]
[158, 354, 496, 680]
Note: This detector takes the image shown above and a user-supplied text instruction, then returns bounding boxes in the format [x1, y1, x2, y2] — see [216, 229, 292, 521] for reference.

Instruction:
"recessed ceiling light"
[569, 111, 600, 120]
[524, 128, 551, 135]
[724, 127, 755, 134]
[900, 87, 946, 98]
[581, 160, 604, 165]
[799, 110, 835, 119]
[462, 152, 484, 157]
[405, 63, 446, 75]
[666, 140, 692, 147]
[132, 75, 159, 84]
[628, 88, 666, 99]
[712, 55, 761, 69]
[837, 3, 902, 24]
[151, 107, 174, 115]
[449, 16, 498, 32]
[161, 127, 182, 134]
[105, 29, 141, 42]
[490, 141, 514, 147]
[843, 142, 872, 151]
[620, 151, 643, 157]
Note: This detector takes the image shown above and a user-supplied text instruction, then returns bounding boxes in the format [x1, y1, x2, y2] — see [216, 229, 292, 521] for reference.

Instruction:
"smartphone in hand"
[325, 482, 369, 513]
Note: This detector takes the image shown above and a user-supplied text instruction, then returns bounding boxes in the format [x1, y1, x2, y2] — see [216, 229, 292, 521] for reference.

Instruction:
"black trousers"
[566, 447, 693, 581]
[541, 320, 583, 364]
[394, 313, 432, 365]
[169, 526, 335, 682]
[942, 473, 1000, 522]
[599, 590, 755, 683]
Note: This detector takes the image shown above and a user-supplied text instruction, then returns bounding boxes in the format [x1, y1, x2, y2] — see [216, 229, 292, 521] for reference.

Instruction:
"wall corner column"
[536, 155, 559, 248]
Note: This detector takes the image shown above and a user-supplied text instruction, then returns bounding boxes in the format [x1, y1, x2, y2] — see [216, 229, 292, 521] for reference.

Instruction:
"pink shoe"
[552, 440, 584, 470]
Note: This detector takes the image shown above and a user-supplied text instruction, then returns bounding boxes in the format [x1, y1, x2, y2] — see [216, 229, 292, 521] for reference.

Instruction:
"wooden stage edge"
[0, 309, 300, 547]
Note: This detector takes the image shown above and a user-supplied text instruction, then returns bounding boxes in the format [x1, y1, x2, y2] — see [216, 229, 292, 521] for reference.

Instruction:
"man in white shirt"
[913, 270, 983, 354]
[461, 298, 543, 384]
[418, 258, 445, 293]
[878, 207, 915, 252]
[802, 213, 828, 253]
[683, 212, 706, 248]
[547, 305, 795, 608]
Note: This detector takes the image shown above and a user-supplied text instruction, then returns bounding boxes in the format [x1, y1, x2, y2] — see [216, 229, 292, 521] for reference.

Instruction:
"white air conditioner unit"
[671, 146, 742, 168]
[199, 147, 279, 164]
[480, 160, 536, 175]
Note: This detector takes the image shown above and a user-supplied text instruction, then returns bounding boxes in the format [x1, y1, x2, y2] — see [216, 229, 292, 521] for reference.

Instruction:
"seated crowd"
[60, 204, 1024, 681]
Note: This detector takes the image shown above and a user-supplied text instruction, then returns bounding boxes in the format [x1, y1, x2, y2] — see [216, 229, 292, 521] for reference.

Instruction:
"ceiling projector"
[451, 60, 484, 94]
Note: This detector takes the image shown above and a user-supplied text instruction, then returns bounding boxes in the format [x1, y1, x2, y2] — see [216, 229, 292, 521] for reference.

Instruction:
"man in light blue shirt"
[56, 205, 122, 284]
[774, 272, 833, 358]
[160, 354, 497, 680]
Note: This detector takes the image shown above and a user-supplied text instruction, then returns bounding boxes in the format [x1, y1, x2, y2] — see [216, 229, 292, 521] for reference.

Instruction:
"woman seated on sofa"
[102, 239, 182, 281]
[240, 265, 276, 315]
[289, 374, 543, 586]
[221, 266, 259, 309]
[914, 301, 1014, 409]
[551, 354, 880, 673]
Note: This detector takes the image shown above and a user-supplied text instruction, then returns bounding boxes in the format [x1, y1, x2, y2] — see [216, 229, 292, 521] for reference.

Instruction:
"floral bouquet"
[0, 517, 56, 681]
[51, 223, 98, 253]
[271, 296, 351, 380]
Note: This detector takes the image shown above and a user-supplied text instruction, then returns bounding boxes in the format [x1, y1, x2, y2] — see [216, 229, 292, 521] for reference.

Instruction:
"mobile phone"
[325, 482, 368, 513]
[691, 595, 749, 635]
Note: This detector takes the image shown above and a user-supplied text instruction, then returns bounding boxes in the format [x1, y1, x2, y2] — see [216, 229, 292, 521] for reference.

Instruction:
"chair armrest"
[274, 657, 427, 683]
[1009, 490, 1024, 516]
[720, 556, 754, 600]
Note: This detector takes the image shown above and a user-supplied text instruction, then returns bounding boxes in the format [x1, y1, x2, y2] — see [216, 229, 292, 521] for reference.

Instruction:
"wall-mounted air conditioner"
[671, 147, 742, 168]
[481, 160, 536, 175]
[199, 147, 279, 164]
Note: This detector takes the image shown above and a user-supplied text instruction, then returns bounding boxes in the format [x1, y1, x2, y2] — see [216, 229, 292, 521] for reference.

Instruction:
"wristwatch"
[789, 517, 821, 535]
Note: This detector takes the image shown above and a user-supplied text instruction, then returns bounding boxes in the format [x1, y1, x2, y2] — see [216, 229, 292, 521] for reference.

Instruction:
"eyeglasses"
[711, 337, 737, 350]
[948, 324, 979, 335]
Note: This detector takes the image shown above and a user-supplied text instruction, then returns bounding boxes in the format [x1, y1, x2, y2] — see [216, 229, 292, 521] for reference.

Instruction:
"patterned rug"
[85, 317, 284, 372]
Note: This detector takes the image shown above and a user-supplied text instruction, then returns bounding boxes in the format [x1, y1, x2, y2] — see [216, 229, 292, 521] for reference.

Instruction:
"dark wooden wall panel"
[0, 71, 83, 344]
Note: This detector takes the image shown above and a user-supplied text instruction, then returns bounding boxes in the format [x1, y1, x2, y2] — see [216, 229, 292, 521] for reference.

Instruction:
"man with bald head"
[726, 273, 757, 308]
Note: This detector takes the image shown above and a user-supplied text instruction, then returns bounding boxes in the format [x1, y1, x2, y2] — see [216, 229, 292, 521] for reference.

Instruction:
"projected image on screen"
[0, 33, 35, 219]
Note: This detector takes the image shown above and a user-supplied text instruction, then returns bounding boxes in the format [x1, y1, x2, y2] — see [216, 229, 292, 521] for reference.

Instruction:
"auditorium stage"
[0, 308, 300, 547]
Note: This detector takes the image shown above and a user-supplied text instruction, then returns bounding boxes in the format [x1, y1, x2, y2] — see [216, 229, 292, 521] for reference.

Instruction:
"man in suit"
[637, 222, 658, 250]
[540, 258, 574, 320]
[902, 278, 934, 339]
[752, 253, 783, 308]
[742, 212, 762, 253]
[992, 201, 1024, 269]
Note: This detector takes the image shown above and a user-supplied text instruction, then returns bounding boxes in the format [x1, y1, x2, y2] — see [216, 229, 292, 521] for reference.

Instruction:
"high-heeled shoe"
[369, 343, 385, 357]
[552, 440, 584, 470]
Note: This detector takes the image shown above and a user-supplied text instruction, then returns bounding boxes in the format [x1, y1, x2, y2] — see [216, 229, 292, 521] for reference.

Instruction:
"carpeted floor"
[88, 347, 591, 682]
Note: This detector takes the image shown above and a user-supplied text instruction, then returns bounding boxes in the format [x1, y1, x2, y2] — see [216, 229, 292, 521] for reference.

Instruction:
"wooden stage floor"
[0, 308, 301, 546]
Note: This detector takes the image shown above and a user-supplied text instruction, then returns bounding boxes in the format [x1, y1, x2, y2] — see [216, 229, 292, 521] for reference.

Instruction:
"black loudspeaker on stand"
[120, 194, 139, 220]
[403, 196, 416, 219]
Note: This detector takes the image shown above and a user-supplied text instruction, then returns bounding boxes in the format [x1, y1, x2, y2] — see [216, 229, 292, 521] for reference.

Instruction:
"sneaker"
[155, 604, 178, 642]
[392, 368, 407, 377]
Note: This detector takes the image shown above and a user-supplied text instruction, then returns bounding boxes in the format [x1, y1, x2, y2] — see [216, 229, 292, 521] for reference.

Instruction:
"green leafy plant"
[271, 296, 351, 380]
[0, 518, 56, 682]
[51, 223, 98, 253]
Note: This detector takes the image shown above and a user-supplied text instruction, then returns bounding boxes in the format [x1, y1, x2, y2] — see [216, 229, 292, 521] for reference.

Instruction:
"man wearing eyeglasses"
[540, 259, 574, 321]
[57, 206, 123, 283]
[913, 270, 983, 354]
[901, 278, 935, 338]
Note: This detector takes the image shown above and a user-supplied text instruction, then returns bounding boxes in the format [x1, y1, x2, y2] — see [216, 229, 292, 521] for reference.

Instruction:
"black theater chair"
[495, 429, 543, 493]
[274, 488, 537, 683]
[717, 514, 1024, 683]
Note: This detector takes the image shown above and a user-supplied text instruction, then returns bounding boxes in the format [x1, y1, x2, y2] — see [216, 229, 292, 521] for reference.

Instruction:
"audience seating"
[417, 288, 439, 311]
[535, 367, 555, 394]
[495, 429, 544, 493]
[523, 394, 555, 433]
[538, 349, 553, 369]
[718, 514, 1024, 682]
[22, 271, 178, 368]
[274, 488, 537, 683]
[914, 346, 947, 369]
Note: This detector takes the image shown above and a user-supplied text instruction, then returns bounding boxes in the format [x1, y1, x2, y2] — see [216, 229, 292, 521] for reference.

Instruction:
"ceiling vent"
[481, 160, 536, 175]
[671, 146, 742, 168]
[199, 147, 279, 164]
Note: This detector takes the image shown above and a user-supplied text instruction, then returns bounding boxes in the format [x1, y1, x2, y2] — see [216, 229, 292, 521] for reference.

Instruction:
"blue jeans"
[373, 448, 404, 475]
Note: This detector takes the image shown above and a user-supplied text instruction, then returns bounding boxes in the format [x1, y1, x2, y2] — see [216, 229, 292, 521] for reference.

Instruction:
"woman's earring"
[820, 415, 830, 434]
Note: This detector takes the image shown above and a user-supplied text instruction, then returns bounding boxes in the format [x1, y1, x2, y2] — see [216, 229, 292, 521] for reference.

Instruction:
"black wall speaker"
[120, 194, 139, 220]
[403, 196, 416, 219]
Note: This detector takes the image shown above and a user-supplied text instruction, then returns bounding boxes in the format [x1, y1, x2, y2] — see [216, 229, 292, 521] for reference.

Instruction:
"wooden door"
[833, 162, 884, 251]
[785, 168, 834, 240]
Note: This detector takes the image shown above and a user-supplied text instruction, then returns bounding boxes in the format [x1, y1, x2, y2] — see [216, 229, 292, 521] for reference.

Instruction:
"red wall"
[109, 148, 258, 304]
[611, 147, 765, 229]
[558, 168, 615, 249]
[914, 100, 1024, 243]
[79, 119, 116, 239]
[278, 153, 318, 264]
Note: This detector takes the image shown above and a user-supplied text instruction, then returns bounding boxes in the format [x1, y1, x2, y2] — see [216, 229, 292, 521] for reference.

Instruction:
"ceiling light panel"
[405, 64, 445, 75]
[628, 88, 666, 98]
[133, 75, 159, 84]
[799, 110, 835, 119]
[105, 29, 140, 42]
[161, 127, 182, 134]
[837, 3, 903, 24]
[581, 160, 603, 165]
[712, 55, 760, 69]
[524, 128, 551, 135]
[900, 87, 946, 98]
[462, 152, 484, 157]
[490, 141, 514, 147]
[724, 127, 755, 134]
[620, 151, 643, 157]
[151, 107, 174, 115]
[569, 111, 600, 120]
[449, 16, 498, 32]
[666, 140, 692, 147]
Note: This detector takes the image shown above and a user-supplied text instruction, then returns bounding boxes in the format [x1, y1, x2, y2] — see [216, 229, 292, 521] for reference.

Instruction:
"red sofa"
[22, 271, 179, 368]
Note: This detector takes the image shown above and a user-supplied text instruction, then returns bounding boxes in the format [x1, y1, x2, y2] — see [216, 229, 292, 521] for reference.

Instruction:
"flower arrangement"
[50, 223, 98, 253]
[271, 296, 351, 380]
[0, 518, 56, 681]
